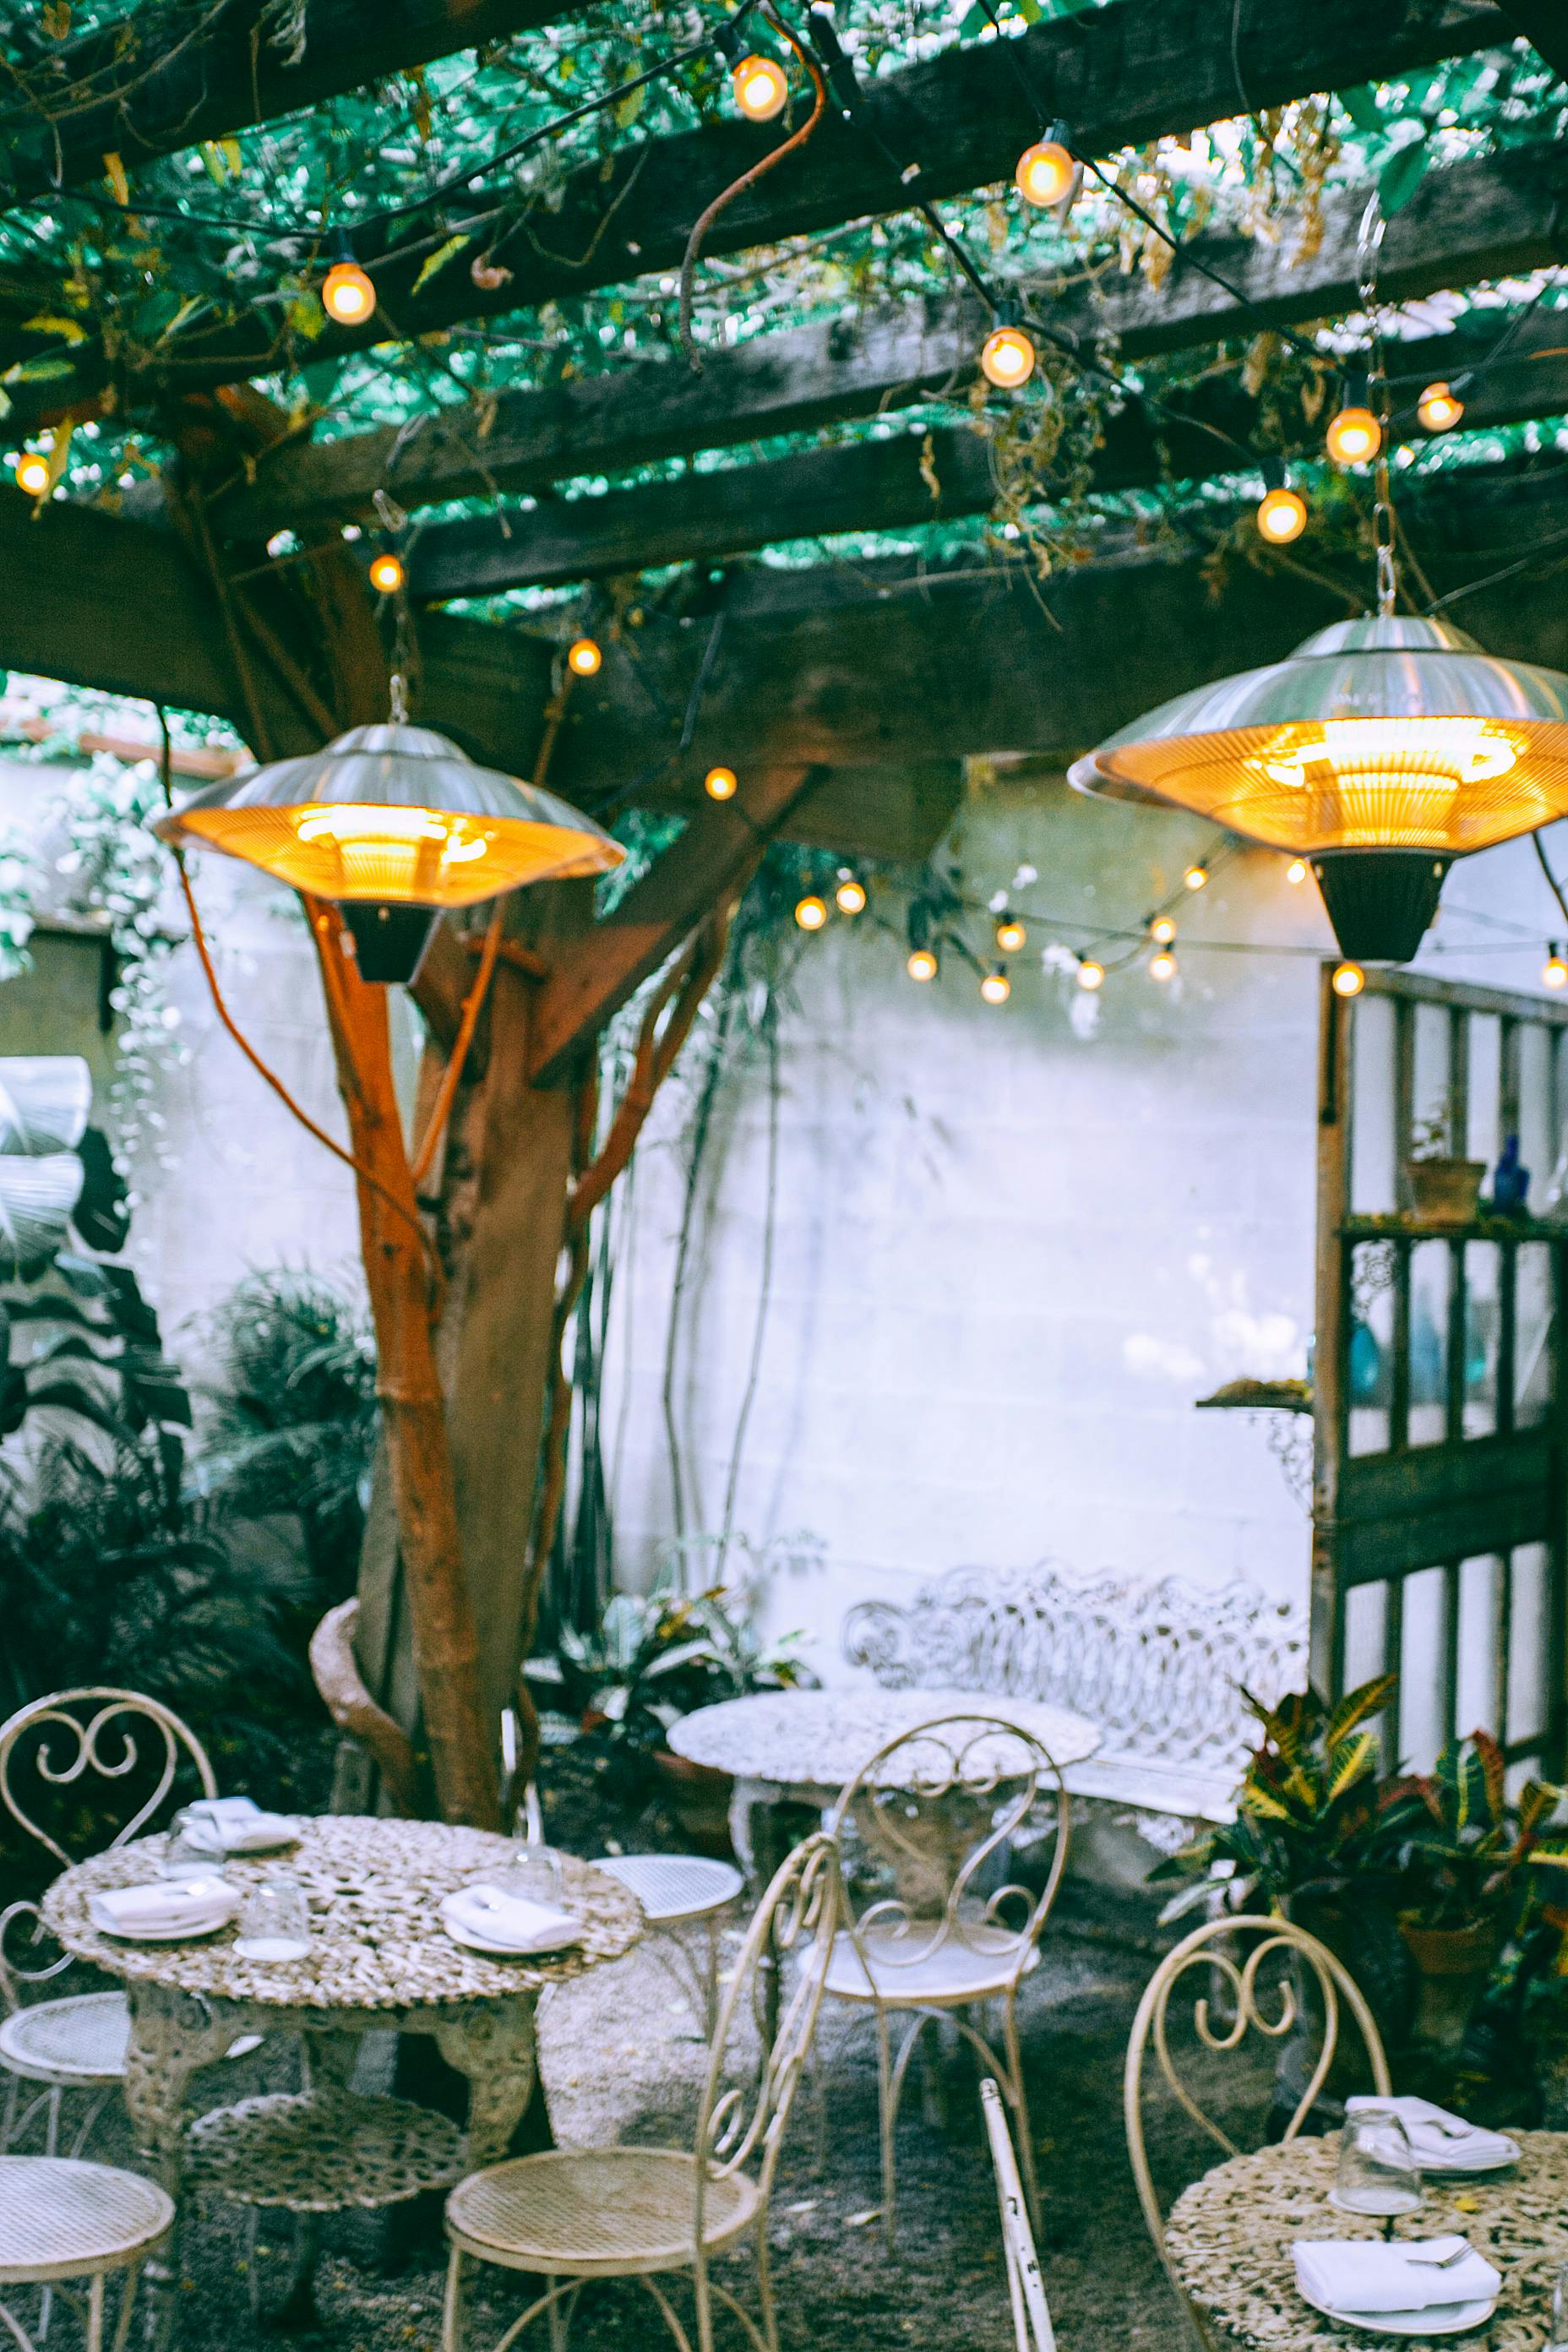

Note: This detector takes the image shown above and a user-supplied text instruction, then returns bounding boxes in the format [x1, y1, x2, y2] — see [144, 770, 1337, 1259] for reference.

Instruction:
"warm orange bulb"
[1418, 381, 1463, 433]
[732, 54, 787, 119]
[907, 947, 938, 982]
[836, 875, 867, 914]
[13, 450, 49, 497]
[980, 324, 1036, 390]
[1183, 863, 1208, 892]
[1326, 405, 1382, 466]
[1331, 960, 1366, 999]
[1077, 958, 1104, 991]
[567, 636, 602, 678]
[1149, 948, 1178, 983]
[1286, 858, 1309, 885]
[980, 966, 1011, 1004]
[995, 915, 1026, 953]
[1256, 486, 1307, 545]
[1544, 952, 1568, 992]
[322, 260, 377, 325]
[794, 894, 828, 932]
[1015, 139, 1075, 209]
[1149, 915, 1176, 945]
[704, 765, 738, 801]
[368, 552, 405, 594]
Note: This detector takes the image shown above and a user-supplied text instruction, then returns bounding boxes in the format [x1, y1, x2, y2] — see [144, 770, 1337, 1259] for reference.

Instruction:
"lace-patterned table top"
[41, 1814, 642, 2012]
[1165, 2131, 1568, 2352]
[667, 1687, 1101, 1792]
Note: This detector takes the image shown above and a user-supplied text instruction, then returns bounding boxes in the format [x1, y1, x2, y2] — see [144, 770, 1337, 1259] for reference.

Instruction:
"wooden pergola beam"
[14, 0, 1509, 427]
[0, 0, 591, 211]
[402, 307, 1568, 597]
[224, 139, 1568, 534]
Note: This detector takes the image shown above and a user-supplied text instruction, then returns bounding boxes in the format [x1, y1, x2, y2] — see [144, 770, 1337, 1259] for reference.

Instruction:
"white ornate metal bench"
[841, 1561, 1308, 1829]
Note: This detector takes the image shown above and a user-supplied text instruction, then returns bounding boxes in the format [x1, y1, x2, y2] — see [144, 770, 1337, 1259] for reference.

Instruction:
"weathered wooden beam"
[401, 304, 1568, 597]
[0, 0, 590, 211]
[225, 140, 1568, 533]
[526, 767, 820, 1086]
[19, 0, 1508, 428]
[1497, 3, 1568, 79]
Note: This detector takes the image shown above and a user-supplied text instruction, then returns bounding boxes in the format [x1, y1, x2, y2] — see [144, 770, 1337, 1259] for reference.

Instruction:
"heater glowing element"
[1247, 716, 1524, 848]
[322, 261, 376, 324]
[732, 54, 787, 119]
[980, 324, 1037, 389]
[1015, 139, 1075, 208]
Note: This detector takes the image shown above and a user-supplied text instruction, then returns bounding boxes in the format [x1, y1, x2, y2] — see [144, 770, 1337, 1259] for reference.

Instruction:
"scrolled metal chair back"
[692, 1829, 837, 2247]
[825, 1712, 1069, 1993]
[1124, 1911, 1391, 2257]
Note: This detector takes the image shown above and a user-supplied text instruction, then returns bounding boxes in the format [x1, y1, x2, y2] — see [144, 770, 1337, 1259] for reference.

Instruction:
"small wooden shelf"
[1339, 1213, 1560, 1242]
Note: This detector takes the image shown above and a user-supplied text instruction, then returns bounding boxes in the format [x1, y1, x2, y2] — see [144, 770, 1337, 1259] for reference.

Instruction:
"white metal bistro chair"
[0, 1689, 220, 2159]
[0, 2155, 173, 2352]
[1124, 1912, 1391, 2334]
[442, 1828, 837, 2352]
[980, 2078, 1054, 2352]
[822, 1711, 1069, 2248]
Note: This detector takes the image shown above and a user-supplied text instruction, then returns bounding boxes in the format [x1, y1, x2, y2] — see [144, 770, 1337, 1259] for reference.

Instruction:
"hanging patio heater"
[1068, 614, 1568, 962]
[154, 684, 623, 983]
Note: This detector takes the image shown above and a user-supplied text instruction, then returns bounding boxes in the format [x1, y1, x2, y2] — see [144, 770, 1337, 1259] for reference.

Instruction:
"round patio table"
[667, 1685, 1102, 1876]
[1163, 2130, 1568, 2352]
[42, 1815, 641, 2343]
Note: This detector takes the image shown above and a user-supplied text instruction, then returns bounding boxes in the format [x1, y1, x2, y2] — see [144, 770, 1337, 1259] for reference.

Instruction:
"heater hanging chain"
[1358, 191, 1398, 621]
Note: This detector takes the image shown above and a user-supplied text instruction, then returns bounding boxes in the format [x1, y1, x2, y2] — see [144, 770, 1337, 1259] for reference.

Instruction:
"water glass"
[499, 1843, 564, 1904]
[1546, 2258, 1568, 2352]
[1334, 2106, 1423, 2219]
[233, 1872, 311, 1962]
[160, 1808, 220, 1877]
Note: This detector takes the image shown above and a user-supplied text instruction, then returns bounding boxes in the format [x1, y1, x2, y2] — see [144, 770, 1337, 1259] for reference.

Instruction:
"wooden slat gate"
[1312, 963, 1568, 1779]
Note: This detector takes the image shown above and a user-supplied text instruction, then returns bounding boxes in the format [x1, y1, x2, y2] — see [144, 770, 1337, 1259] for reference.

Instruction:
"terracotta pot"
[653, 1749, 736, 1861]
[1398, 1914, 1501, 2055]
[1407, 1157, 1487, 1222]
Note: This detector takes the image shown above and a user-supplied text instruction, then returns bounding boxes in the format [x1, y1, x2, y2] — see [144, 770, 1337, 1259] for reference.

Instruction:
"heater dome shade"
[1066, 615, 1568, 858]
[153, 719, 624, 908]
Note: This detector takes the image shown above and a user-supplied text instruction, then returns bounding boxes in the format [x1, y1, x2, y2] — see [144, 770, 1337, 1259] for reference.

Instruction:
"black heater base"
[341, 901, 442, 984]
[1311, 851, 1451, 965]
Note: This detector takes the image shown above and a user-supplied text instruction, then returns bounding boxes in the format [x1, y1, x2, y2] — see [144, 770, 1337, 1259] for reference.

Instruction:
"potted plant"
[1373, 1734, 1563, 2054]
[556, 1575, 808, 1854]
[1407, 1092, 1486, 1222]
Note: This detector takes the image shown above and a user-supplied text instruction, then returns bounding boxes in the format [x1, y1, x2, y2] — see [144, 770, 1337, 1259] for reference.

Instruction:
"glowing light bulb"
[1418, 381, 1463, 433]
[368, 551, 405, 594]
[13, 450, 49, 497]
[1015, 139, 1075, 209]
[1326, 405, 1381, 466]
[1149, 915, 1176, 945]
[907, 947, 938, 982]
[1149, 947, 1178, 983]
[1331, 960, 1366, 999]
[794, 893, 828, 931]
[567, 636, 602, 678]
[1077, 957, 1104, 991]
[836, 874, 867, 914]
[980, 324, 1036, 390]
[704, 765, 738, 801]
[1544, 950, 1568, 991]
[732, 54, 787, 119]
[980, 966, 1010, 1004]
[1183, 863, 1208, 892]
[995, 913, 1026, 953]
[1256, 486, 1307, 545]
[322, 260, 376, 325]
[1286, 858, 1309, 885]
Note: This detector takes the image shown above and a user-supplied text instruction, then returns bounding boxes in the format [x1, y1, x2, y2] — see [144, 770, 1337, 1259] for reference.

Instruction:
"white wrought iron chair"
[442, 1828, 837, 2352]
[980, 2078, 1054, 2352]
[0, 2154, 173, 2352]
[1124, 1912, 1391, 2332]
[822, 1711, 1070, 2248]
[0, 1689, 220, 2159]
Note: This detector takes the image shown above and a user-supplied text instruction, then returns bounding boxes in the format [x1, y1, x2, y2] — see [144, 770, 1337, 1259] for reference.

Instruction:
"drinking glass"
[160, 1807, 220, 1877]
[233, 1872, 311, 1961]
[1334, 2106, 1424, 2219]
[1546, 2258, 1568, 2352]
[499, 1843, 564, 1904]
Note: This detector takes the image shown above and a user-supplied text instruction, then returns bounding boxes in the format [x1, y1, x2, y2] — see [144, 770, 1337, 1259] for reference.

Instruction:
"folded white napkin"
[1345, 2094, 1518, 2170]
[93, 1876, 234, 1935]
[1294, 2238, 1500, 2315]
[181, 1797, 296, 1852]
[440, 1883, 581, 1953]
